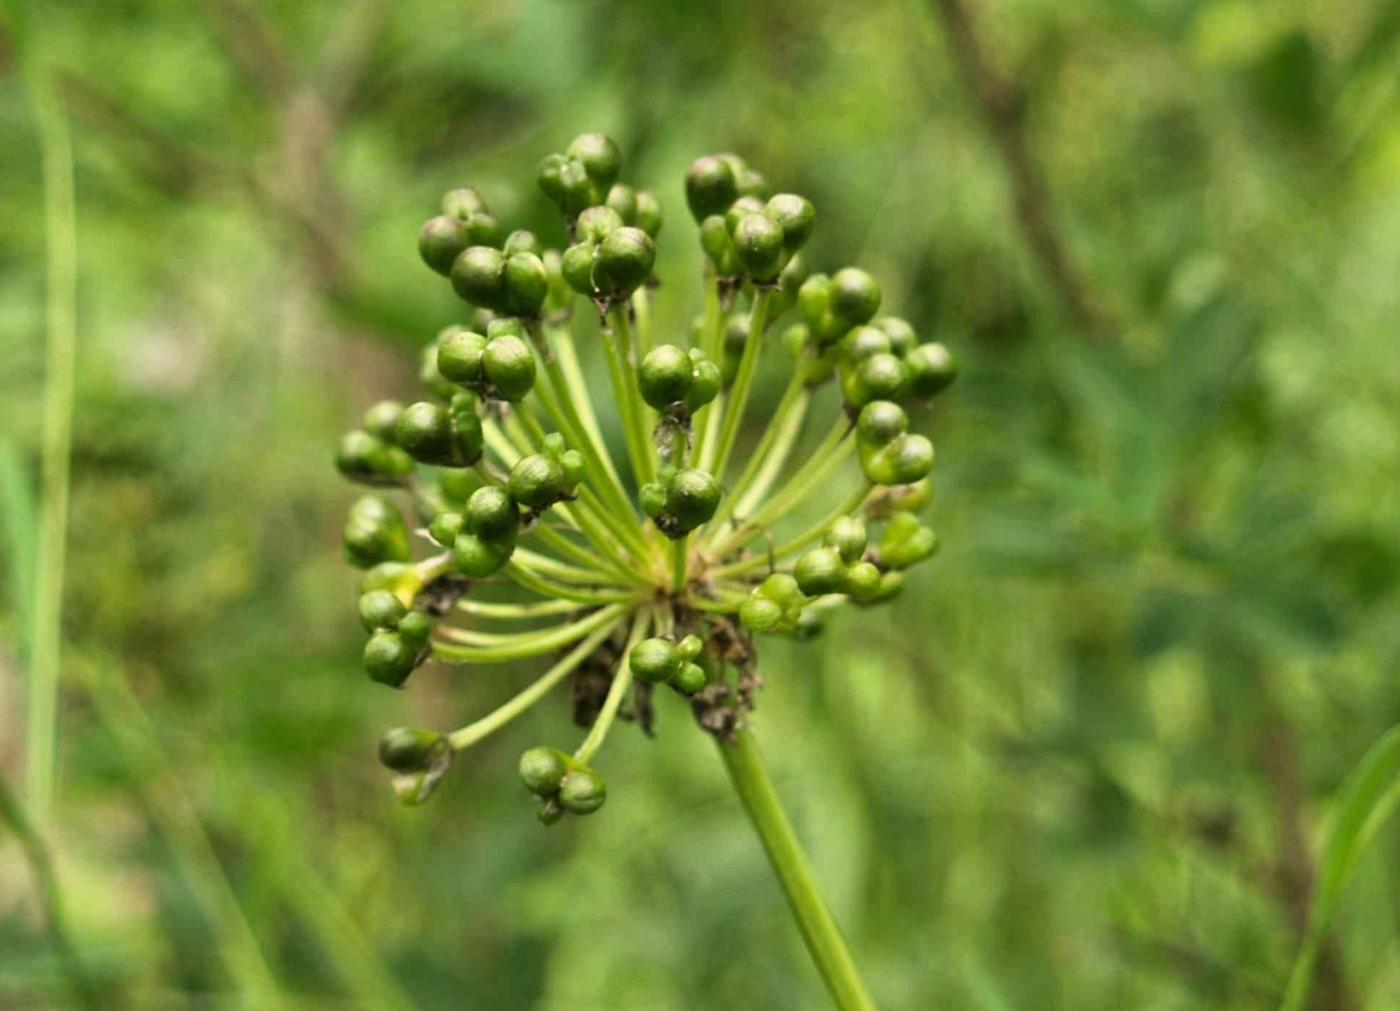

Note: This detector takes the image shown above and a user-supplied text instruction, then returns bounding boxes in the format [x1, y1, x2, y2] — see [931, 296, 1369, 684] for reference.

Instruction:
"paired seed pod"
[417, 186, 506, 275]
[392, 394, 485, 467]
[518, 746, 607, 822]
[561, 205, 656, 301]
[436, 320, 538, 402]
[452, 485, 521, 577]
[537, 132, 624, 217]
[637, 345, 721, 416]
[640, 466, 722, 539]
[629, 635, 706, 694]
[450, 245, 549, 317]
[342, 494, 411, 570]
[855, 401, 935, 486]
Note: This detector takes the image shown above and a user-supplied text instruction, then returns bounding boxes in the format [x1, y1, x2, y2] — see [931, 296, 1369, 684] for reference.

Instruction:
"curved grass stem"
[717, 727, 879, 1011]
[434, 603, 629, 663]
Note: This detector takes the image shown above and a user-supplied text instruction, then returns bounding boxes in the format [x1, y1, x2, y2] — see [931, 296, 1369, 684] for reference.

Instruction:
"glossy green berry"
[878, 512, 939, 569]
[634, 190, 663, 237]
[362, 400, 405, 440]
[676, 634, 704, 662]
[764, 193, 816, 252]
[793, 547, 847, 596]
[537, 153, 593, 216]
[827, 515, 868, 564]
[567, 132, 622, 194]
[451, 246, 506, 309]
[395, 401, 456, 464]
[428, 511, 464, 547]
[437, 467, 483, 504]
[560, 243, 597, 295]
[605, 183, 638, 223]
[442, 187, 486, 219]
[841, 352, 908, 408]
[687, 352, 721, 411]
[663, 468, 721, 536]
[595, 227, 654, 295]
[740, 573, 806, 633]
[630, 638, 682, 684]
[482, 334, 536, 401]
[844, 325, 892, 360]
[731, 212, 786, 280]
[856, 400, 908, 447]
[875, 317, 918, 356]
[508, 453, 567, 510]
[577, 205, 624, 242]
[418, 215, 468, 275]
[699, 215, 739, 276]
[465, 485, 519, 539]
[723, 195, 766, 235]
[831, 268, 882, 324]
[452, 533, 513, 577]
[378, 728, 446, 772]
[740, 595, 784, 632]
[364, 630, 417, 687]
[448, 396, 484, 465]
[558, 766, 607, 814]
[638, 345, 693, 409]
[672, 663, 706, 695]
[519, 746, 570, 796]
[503, 252, 548, 316]
[843, 560, 883, 602]
[359, 561, 416, 601]
[343, 495, 411, 568]
[905, 342, 958, 399]
[503, 229, 543, 258]
[686, 155, 738, 221]
[359, 589, 407, 632]
[863, 431, 934, 486]
[437, 329, 488, 385]
[336, 430, 413, 486]
[463, 212, 505, 248]
[397, 610, 433, 648]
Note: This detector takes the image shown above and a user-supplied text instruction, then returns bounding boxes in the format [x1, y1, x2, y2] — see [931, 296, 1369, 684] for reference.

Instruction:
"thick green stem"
[706, 288, 774, 480]
[671, 535, 689, 594]
[717, 727, 878, 1011]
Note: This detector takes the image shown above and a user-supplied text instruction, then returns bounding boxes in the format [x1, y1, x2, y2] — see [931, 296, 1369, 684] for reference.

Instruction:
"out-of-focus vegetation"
[3, 0, 1400, 1008]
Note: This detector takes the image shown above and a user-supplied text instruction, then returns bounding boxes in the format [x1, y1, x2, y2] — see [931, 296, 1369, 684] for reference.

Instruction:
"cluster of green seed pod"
[518, 746, 608, 824]
[335, 132, 958, 821]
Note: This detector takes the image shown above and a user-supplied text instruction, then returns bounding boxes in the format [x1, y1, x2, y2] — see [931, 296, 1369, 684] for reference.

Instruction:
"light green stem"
[707, 288, 774, 481]
[717, 727, 879, 1011]
[671, 535, 689, 594]
[708, 376, 807, 534]
[548, 321, 622, 487]
[573, 611, 650, 765]
[711, 483, 872, 581]
[456, 597, 582, 621]
[689, 277, 724, 466]
[504, 561, 640, 606]
[433, 603, 628, 663]
[602, 306, 655, 486]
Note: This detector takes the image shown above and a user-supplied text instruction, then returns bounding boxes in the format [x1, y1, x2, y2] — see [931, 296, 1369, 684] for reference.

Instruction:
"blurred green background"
[3, 0, 1400, 1008]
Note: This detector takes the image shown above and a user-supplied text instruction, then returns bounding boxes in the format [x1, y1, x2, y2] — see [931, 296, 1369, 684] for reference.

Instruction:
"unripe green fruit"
[844, 325, 892, 360]
[732, 212, 786, 280]
[864, 433, 934, 486]
[605, 184, 638, 224]
[663, 468, 721, 534]
[537, 153, 593, 215]
[359, 561, 417, 602]
[595, 227, 654, 295]
[793, 547, 847, 596]
[451, 246, 506, 309]
[508, 453, 566, 510]
[359, 589, 407, 632]
[436, 329, 488, 385]
[395, 401, 456, 464]
[638, 345, 693, 409]
[630, 638, 682, 684]
[558, 766, 607, 814]
[503, 229, 543, 258]
[740, 595, 783, 632]
[878, 512, 940, 569]
[567, 132, 622, 192]
[687, 354, 721, 411]
[482, 334, 536, 401]
[905, 342, 959, 399]
[378, 728, 445, 772]
[842, 352, 908, 407]
[676, 634, 704, 662]
[397, 610, 433, 648]
[336, 431, 413, 486]
[639, 480, 666, 520]
[420, 341, 458, 400]
[442, 187, 487, 219]
[519, 746, 570, 796]
[761, 572, 804, 605]
[428, 511, 464, 547]
[635, 190, 663, 237]
[437, 467, 482, 504]
[875, 316, 918, 356]
[831, 268, 882, 324]
[686, 155, 738, 221]
[463, 212, 504, 248]
[465, 485, 519, 539]
[452, 533, 512, 578]
[724, 195, 767, 236]
[672, 663, 706, 695]
[449, 404, 484, 466]
[577, 205, 624, 243]
[343, 494, 411, 568]
[503, 252, 548, 316]
[362, 400, 405, 440]
[764, 193, 816, 252]
[856, 400, 908, 447]
[843, 560, 883, 602]
[827, 515, 868, 564]
[561, 243, 597, 295]
[418, 215, 468, 275]
[700, 215, 739, 276]
[364, 630, 416, 687]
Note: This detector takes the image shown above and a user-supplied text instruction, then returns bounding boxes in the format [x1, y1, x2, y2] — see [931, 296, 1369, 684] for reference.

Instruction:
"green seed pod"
[638, 344, 693, 409]
[630, 637, 682, 684]
[450, 246, 507, 310]
[395, 401, 457, 465]
[662, 468, 721, 536]
[878, 512, 939, 569]
[379, 728, 446, 772]
[503, 229, 543, 258]
[740, 595, 784, 632]
[449, 402, 484, 466]
[723, 195, 767, 236]
[827, 515, 868, 564]
[428, 510, 464, 547]
[843, 560, 883, 602]
[561, 242, 597, 295]
[634, 190, 663, 238]
[519, 746, 570, 796]
[844, 325, 893, 360]
[442, 187, 487, 220]
[452, 532, 513, 578]
[558, 766, 607, 814]
[343, 494, 411, 568]
[359, 589, 407, 632]
[419, 215, 469, 276]
[875, 317, 918, 357]
[436, 329, 488, 386]
[676, 634, 704, 662]
[761, 572, 803, 605]
[537, 153, 594, 216]
[871, 477, 933, 516]
[537, 799, 564, 825]
[566, 132, 622, 195]
[336, 431, 413, 486]
[483, 334, 537, 401]
[831, 268, 882, 325]
[503, 252, 549, 316]
[686, 155, 738, 221]
[700, 215, 739, 276]
[438, 467, 483, 504]
[605, 183, 638, 225]
[595, 227, 655, 295]
[842, 352, 908, 408]
[793, 547, 847, 596]
[732, 212, 786, 280]
[397, 610, 433, 648]
[364, 630, 417, 687]
[359, 561, 418, 602]
[639, 479, 666, 520]
[905, 342, 959, 399]
[686, 352, 721, 411]
[362, 400, 405, 440]
[420, 341, 459, 401]
[577, 205, 624, 243]
[764, 193, 815, 252]
[863, 432, 934, 486]
[463, 212, 505, 249]
[508, 453, 566, 510]
[856, 400, 908, 448]
[794, 609, 825, 641]
[733, 164, 770, 200]
[777, 252, 810, 312]
[559, 449, 584, 490]
[465, 485, 520, 539]
[671, 663, 706, 695]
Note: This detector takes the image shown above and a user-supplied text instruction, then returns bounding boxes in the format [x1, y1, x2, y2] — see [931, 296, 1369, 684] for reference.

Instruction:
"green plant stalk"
[448, 620, 623, 750]
[546, 320, 621, 486]
[671, 534, 689, 593]
[603, 305, 656, 486]
[706, 288, 774, 479]
[511, 548, 613, 584]
[574, 611, 651, 765]
[25, 69, 77, 831]
[503, 560, 640, 606]
[711, 482, 873, 581]
[434, 603, 629, 663]
[689, 277, 725, 466]
[717, 727, 878, 1011]
[709, 375, 807, 531]
[456, 597, 583, 621]
[632, 287, 654, 358]
[0, 772, 101, 1010]
[438, 603, 622, 649]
